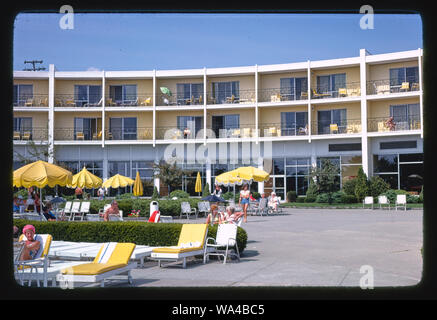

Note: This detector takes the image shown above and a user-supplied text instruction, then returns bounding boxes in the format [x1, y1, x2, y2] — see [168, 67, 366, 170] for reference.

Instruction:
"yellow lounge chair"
[57, 242, 136, 287]
[312, 88, 331, 98]
[151, 224, 209, 268]
[15, 234, 53, 287]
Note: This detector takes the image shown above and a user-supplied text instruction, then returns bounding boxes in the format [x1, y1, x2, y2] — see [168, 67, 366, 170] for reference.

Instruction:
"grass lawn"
[281, 202, 423, 209]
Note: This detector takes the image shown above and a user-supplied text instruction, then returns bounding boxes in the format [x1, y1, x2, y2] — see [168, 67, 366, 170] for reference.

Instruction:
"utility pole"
[23, 60, 46, 71]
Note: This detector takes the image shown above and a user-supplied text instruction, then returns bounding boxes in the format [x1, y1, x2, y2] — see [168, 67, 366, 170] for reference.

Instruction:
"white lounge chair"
[180, 201, 197, 219]
[79, 201, 90, 221]
[197, 201, 211, 218]
[378, 195, 390, 210]
[363, 196, 374, 209]
[204, 224, 240, 264]
[15, 234, 53, 287]
[56, 242, 137, 287]
[255, 198, 268, 216]
[395, 194, 407, 211]
[69, 201, 82, 221]
[151, 224, 208, 268]
[58, 201, 72, 221]
[159, 215, 174, 223]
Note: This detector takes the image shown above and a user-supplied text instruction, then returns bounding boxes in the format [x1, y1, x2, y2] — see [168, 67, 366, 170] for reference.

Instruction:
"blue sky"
[13, 13, 423, 71]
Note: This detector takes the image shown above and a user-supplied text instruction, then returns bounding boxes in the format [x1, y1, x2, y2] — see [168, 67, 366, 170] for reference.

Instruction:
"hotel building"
[13, 49, 424, 199]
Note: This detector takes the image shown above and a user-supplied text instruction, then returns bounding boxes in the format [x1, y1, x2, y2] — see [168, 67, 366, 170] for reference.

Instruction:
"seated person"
[205, 204, 221, 225]
[42, 202, 56, 221]
[103, 200, 119, 221]
[249, 193, 257, 202]
[19, 224, 41, 261]
[220, 206, 244, 224]
[13, 197, 20, 213]
[268, 192, 280, 211]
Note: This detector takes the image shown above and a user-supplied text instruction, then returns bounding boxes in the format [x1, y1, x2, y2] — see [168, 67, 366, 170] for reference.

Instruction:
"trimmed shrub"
[169, 190, 190, 199]
[354, 167, 369, 203]
[151, 186, 159, 200]
[342, 194, 358, 204]
[304, 195, 316, 203]
[296, 196, 306, 203]
[306, 179, 318, 198]
[368, 176, 390, 198]
[342, 178, 357, 196]
[202, 183, 210, 198]
[286, 191, 297, 203]
[13, 220, 248, 253]
[316, 193, 330, 203]
[331, 191, 346, 204]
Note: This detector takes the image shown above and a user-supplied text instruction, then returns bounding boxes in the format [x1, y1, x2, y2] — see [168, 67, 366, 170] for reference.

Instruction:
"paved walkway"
[110, 208, 423, 287]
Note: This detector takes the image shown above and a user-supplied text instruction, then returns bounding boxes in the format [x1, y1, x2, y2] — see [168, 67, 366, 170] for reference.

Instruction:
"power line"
[23, 60, 46, 71]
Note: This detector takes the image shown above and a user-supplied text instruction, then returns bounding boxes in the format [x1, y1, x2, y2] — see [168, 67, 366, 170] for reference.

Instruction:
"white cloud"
[86, 67, 100, 71]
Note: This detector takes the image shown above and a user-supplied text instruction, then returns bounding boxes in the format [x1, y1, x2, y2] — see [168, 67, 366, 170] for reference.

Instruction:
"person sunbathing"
[103, 200, 120, 221]
[220, 206, 244, 224]
[19, 224, 41, 261]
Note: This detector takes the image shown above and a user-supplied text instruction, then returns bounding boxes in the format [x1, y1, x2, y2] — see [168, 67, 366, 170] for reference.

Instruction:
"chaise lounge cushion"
[152, 224, 208, 254]
[61, 263, 127, 275]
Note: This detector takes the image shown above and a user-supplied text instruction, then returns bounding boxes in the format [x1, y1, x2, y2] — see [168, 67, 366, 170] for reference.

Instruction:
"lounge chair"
[57, 242, 137, 287]
[363, 196, 374, 209]
[378, 195, 390, 210]
[197, 201, 211, 218]
[151, 224, 209, 268]
[203, 224, 240, 265]
[159, 216, 174, 223]
[180, 201, 197, 219]
[79, 201, 90, 221]
[395, 194, 407, 211]
[255, 198, 268, 216]
[312, 88, 331, 99]
[69, 201, 82, 221]
[59, 201, 72, 221]
[15, 234, 53, 287]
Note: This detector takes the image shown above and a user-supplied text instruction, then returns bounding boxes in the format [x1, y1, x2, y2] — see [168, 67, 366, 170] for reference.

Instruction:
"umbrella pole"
[40, 187, 43, 215]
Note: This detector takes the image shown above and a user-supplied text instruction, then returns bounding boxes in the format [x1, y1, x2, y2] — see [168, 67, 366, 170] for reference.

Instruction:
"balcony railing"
[259, 123, 309, 137]
[209, 125, 257, 139]
[157, 94, 204, 106]
[55, 94, 103, 107]
[311, 119, 362, 135]
[155, 127, 204, 140]
[311, 82, 361, 99]
[258, 88, 308, 103]
[366, 78, 420, 95]
[367, 116, 421, 132]
[13, 127, 48, 141]
[206, 89, 256, 105]
[13, 94, 49, 107]
[105, 94, 153, 107]
[105, 127, 153, 141]
[54, 128, 103, 141]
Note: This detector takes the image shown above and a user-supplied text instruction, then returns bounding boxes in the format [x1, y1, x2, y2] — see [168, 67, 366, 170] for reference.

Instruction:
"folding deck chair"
[180, 202, 197, 219]
[69, 201, 82, 221]
[151, 224, 208, 268]
[204, 224, 240, 264]
[56, 242, 137, 287]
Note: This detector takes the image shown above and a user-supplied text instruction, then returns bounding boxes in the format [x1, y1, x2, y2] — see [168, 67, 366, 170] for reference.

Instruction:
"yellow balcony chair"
[330, 124, 339, 134]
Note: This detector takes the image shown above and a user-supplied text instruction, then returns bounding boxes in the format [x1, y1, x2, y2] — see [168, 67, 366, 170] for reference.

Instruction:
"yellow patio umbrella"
[133, 171, 144, 197]
[13, 160, 73, 188]
[214, 171, 244, 186]
[68, 166, 102, 189]
[102, 174, 135, 189]
[230, 166, 270, 183]
[195, 172, 202, 194]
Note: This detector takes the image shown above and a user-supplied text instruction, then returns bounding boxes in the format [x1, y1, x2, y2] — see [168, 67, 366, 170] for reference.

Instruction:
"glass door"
[123, 117, 137, 140]
[317, 110, 331, 134]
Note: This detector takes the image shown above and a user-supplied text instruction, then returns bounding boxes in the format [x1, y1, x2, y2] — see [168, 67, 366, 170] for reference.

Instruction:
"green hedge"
[13, 220, 248, 253]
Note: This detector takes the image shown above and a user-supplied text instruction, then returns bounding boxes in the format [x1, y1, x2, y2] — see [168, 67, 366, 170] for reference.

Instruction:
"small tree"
[305, 178, 318, 202]
[202, 183, 210, 198]
[354, 167, 369, 202]
[310, 159, 340, 203]
[368, 176, 390, 198]
[153, 160, 185, 196]
[342, 177, 357, 196]
[151, 186, 159, 200]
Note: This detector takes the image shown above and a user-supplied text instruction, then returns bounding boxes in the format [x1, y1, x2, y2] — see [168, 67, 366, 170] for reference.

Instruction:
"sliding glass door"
[177, 116, 203, 139]
[176, 83, 204, 105]
[74, 118, 101, 140]
[280, 77, 308, 101]
[316, 74, 346, 97]
[212, 114, 240, 138]
[74, 85, 102, 106]
[390, 104, 420, 130]
[317, 109, 347, 134]
[13, 85, 33, 106]
[281, 112, 308, 136]
[109, 85, 137, 105]
[212, 81, 239, 104]
[109, 117, 137, 140]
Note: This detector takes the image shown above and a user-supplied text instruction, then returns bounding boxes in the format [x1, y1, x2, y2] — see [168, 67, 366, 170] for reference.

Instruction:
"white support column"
[48, 64, 55, 163]
[307, 60, 312, 143]
[360, 49, 370, 177]
[204, 67, 207, 145]
[258, 156, 264, 194]
[255, 64, 259, 144]
[206, 161, 211, 192]
[102, 147, 108, 180]
[102, 71, 105, 148]
[418, 48, 423, 139]
[153, 69, 156, 147]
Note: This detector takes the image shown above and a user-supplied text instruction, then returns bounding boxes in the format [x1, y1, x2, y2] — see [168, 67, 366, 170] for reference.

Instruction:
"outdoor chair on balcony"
[22, 132, 31, 140]
[76, 132, 85, 140]
[312, 89, 331, 99]
[226, 95, 237, 104]
[140, 97, 152, 106]
[13, 131, 21, 140]
[411, 83, 420, 91]
[87, 98, 103, 107]
[242, 128, 252, 138]
[231, 128, 241, 138]
[24, 98, 34, 107]
[92, 131, 102, 140]
[268, 127, 277, 136]
[329, 124, 339, 134]
[106, 98, 116, 106]
[64, 99, 76, 107]
[186, 95, 195, 105]
[270, 94, 281, 102]
[298, 125, 308, 135]
[400, 82, 410, 92]
[338, 88, 347, 97]
[376, 84, 390, 95]
[39, 97, 48, 107]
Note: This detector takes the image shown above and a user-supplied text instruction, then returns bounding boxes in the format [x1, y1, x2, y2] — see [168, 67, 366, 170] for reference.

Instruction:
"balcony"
[258, 88, 308, 103]
[13, 94, 49, 107]
[367, 115, 421, 133]
[209, 125, 257, 139]
[366, 78, 420, 95]
[105, 94, 153, 107]
[311, 119, 362, 135]
[157, 94, 204, 107]
[13, 127, 48, 141]
[155, 127, 203, 140]
[206, 89, 256, 105]
[54, 128, 103, 141]
[311, 82, 361, 99]
[259, 123, 309, 137]
[105, 127, 153, 141]
[55, 94, 103, 107]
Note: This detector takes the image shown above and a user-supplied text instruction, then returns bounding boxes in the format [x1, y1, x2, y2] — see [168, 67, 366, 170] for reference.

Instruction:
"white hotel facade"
[13, 48, 424, 198]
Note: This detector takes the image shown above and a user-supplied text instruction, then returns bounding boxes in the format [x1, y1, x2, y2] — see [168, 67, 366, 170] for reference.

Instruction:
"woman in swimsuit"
[19, 224, 41, 261]
[239, 184, 250, 223]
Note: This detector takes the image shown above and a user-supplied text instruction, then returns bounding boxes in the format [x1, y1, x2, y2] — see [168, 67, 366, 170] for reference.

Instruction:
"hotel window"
[109, 161, 130, 177]
[81, 161, 103, 178]
[389, 104, 420, 131]
[280, 77, 308, 101]
[109, 117, 137, 140]
[316, 73, 346, 97]
[176, 83, 203, 105]
[286, 158, 311, 196]
[74, 85, 102, 107]
[389, 66, 419, 92]
[13, 84, 33, 106]
[177, 116, 203, 139]
[212, 81, 239, 104]
[13, 117, 32, 135]
[74, 117, 101, 140]
[109, 85, 137, 105]
[317, 157, 341, 191]
[211, 114, 240, 138]
[317, 109, 347, 134]
[281, 112, 308, 136]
